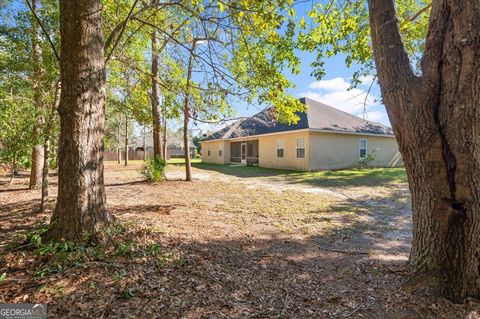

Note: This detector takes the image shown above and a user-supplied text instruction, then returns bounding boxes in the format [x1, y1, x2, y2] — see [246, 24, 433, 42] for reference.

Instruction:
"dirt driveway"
[0, 162, 478, 318]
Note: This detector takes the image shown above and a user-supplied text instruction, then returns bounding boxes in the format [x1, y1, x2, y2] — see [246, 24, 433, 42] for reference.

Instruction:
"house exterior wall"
[257, 131, 310, 171]
[201, 130, 402, 171]
[201, 140, 228, 164]
[308, 131, 402, 170]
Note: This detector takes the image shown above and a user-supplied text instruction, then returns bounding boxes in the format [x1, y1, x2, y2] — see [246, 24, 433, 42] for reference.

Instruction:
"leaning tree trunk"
[368, 0, 480, 301]
[29, 0, 44, 189]
[48, 0, 112, 243]
[150, 30, 162, 158]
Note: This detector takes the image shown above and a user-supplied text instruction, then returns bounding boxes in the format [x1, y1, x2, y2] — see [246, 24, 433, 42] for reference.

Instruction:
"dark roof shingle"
[204, 97, 393, 141]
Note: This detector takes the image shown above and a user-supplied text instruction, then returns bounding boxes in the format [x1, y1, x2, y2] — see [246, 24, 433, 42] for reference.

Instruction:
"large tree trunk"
[150, 30, 162, 158]
[29, 0, 44, 189]
[48, 0, 112, 243]
[368, 0, 480, 301]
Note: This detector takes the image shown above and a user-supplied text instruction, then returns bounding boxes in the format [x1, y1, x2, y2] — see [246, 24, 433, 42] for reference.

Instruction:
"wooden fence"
[104, 148, 194, 161]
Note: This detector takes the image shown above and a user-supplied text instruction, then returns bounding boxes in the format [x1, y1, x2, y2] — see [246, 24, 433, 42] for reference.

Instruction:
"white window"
[359, 139, 368, 158]
[218, 144, 223, 157]
[276, 140, 284, 158]
[296, 137, 305, 158]
[207, 145, 211, 157]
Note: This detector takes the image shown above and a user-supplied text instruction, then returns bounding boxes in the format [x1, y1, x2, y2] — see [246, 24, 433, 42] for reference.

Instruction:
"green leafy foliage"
[357, 149, 378, 169]
[141, 155, 166, 182]
[300, 0, 431, 85]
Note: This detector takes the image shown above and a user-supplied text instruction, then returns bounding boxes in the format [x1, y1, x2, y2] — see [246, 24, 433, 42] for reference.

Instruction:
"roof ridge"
[303, 96, 389, 128]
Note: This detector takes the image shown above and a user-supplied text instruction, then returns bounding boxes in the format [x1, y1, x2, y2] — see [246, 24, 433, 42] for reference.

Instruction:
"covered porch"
[230, 140, 259, 165]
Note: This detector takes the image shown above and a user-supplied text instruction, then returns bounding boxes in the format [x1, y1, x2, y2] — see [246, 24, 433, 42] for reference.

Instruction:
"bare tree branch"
[24, 0, 59, 61]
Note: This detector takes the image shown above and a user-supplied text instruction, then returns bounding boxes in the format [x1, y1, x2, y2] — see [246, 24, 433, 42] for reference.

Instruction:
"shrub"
[194, 149, 201, 159]
[142, 156, 166, 182]
[357, 149, 378, 168]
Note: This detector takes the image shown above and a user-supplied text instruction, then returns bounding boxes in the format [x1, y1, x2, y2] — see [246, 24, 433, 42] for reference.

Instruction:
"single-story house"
[200, 97, 403, 171]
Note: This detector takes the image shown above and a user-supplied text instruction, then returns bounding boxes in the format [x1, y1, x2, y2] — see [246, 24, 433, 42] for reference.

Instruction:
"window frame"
[296, 137, 305, 159]
[276, 139, 285, 158]
[218, 143, 223, 157]
[359, 139, 368, 159]
[207, 145, 211, 157]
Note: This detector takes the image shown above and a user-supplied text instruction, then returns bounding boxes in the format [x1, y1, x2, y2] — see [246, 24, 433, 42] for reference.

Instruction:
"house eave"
[200, 128, 395, 143]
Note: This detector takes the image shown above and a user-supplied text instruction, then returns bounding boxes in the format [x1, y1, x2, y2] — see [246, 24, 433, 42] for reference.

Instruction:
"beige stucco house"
[200, 97, 403, 171]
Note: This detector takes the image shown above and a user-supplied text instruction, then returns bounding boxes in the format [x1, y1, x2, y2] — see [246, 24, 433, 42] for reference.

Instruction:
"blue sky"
[197, 1, 391, 135]
[288, 52, 388, 125]
[195, 51, 390, 136]
[3, 0, 390, 134]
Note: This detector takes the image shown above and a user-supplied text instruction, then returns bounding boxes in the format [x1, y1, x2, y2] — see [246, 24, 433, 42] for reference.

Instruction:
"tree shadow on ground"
[0, 199, 50, 251]
[0, 191, 476, 318]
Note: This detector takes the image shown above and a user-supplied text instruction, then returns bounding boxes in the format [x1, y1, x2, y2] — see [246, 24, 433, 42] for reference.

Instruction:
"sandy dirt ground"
[0, 162, 479, 318]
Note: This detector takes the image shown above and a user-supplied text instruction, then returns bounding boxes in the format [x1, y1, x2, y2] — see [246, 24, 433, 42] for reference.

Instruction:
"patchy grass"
[192, 161, 407, 188]
[167, 158, 202, 165]
[290, 167, 407, 188]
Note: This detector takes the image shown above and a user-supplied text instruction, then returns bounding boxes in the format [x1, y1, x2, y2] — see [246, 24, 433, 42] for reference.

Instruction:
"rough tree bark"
[48, 0, 112, 243]
[150, 30, 162, 158]
[368, 0, 480, 301]
[29, 0, 44, 189]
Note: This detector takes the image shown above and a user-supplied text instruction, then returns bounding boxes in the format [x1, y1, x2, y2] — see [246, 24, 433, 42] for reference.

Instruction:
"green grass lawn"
[187, 160, 407, 188]
[167, 158, 202, 164]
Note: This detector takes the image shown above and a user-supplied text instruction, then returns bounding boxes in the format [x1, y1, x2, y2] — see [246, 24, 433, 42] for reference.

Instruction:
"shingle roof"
[203, 97, 393, 141]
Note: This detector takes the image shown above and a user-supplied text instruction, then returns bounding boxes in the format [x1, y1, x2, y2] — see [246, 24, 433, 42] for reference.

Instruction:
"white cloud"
[309, 77, 350, 91]
[357, 75, 376, 86]
[300, 76, 393, 126]
[301, 77, 377, 115]
[363, 110, 385, 122]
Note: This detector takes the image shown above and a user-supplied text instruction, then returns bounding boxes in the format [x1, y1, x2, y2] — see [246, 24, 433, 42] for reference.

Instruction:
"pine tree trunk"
[124, 114, 128, 166]
[9, 157, 16, 185]
[162, 112, 167, 160]
[48, 0, 112, 243]
[183, 48, 194, 182]
[29, 0, 44, 189]
[142, 126, 146, 161]
[40, 81, 60, 212]
[151, 30, 162, 158]
[40, 140, 49, 211]
[116, 113, 121, 164]
[368, 0, 480, 301]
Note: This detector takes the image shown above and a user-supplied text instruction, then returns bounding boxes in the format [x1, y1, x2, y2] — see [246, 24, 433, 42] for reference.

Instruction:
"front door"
[241, 142, 246, 164]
